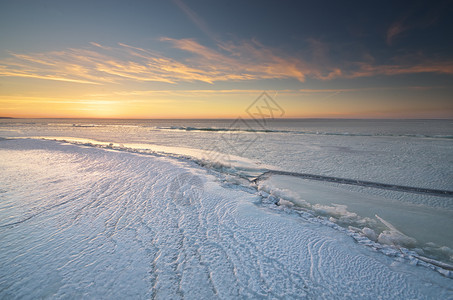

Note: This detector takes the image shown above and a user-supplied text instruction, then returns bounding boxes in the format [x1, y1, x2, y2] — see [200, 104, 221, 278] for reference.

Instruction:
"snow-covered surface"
[1, 138, 452, 299]
[31, 136, 273, 175]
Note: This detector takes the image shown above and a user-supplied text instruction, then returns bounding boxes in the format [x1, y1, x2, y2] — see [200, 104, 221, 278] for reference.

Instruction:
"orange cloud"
[162, 38, 316, 82]
[1, 38, 452, 87]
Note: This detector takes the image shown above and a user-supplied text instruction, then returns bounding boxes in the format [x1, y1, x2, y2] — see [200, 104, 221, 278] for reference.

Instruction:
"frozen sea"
[0, 118, 452, 299]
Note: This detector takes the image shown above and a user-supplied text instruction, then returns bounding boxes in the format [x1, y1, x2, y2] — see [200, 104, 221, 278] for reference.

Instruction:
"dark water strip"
[152, 126, 453, 139]
[253, 171, 453, 198]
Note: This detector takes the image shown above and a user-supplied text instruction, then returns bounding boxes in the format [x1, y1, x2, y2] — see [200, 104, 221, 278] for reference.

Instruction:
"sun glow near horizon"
[1, 92, 453, 119]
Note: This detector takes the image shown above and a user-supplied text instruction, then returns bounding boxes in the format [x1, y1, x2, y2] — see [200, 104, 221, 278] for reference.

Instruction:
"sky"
[0, 0, 452, 119]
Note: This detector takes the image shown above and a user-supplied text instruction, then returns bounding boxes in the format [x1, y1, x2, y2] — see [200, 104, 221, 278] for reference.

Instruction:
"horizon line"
[1, 116, 452, 121]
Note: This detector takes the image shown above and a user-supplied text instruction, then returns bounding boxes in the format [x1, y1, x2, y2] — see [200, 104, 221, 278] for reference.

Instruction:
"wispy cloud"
[172, 0, 218, 42]
[0, 39, 333, 85]
[0, 43, 215, 84]
[1, 38, 452, 86]
[164, 37, 349, 82]
[386, 20, 407, 46]
[386, 2, 446, 45]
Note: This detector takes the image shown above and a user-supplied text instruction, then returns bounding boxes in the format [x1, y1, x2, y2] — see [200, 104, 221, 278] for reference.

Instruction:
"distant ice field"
[1, 138, 452, 299]
[1, 119, 451, 190]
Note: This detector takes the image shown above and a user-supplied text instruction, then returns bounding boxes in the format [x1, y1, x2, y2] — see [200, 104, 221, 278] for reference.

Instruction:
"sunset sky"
[0, 0, 452, 119]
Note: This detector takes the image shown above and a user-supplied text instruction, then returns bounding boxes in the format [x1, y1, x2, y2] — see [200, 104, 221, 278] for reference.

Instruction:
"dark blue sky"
[0, 0, 452, 118]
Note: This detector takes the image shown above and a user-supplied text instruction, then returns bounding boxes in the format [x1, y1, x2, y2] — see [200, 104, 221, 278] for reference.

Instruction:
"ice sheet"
[258, 175, 453, 265]
[0, 138, 452, 299]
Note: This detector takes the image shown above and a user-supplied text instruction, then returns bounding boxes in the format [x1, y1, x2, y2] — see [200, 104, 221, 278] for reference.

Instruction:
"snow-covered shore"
[1, 138, 452, 299]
